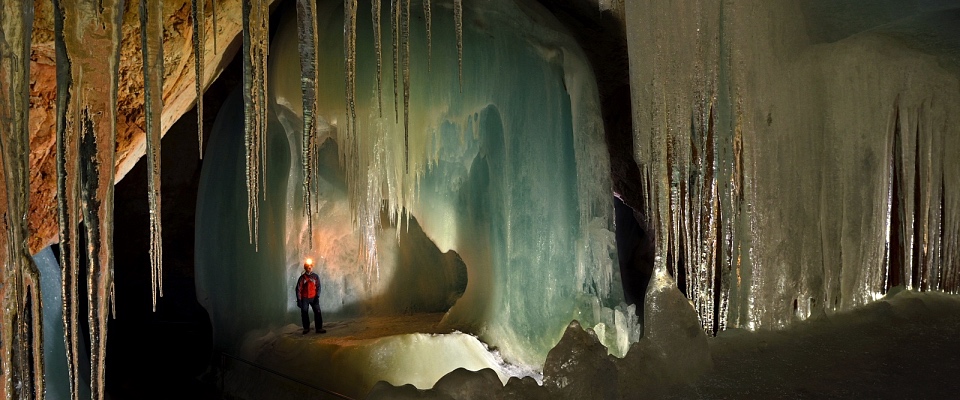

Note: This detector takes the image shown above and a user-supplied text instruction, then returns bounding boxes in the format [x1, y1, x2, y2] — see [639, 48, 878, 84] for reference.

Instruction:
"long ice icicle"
[391, 0, 400, 122]
[141, 0, 165, 312]
[241, 0, 269, 247]
[372, 0, 383, 114]
[0, 0, 44, 397]
[454, 0, 463, 92]
[212, 0, 219, 55]
[296, 0, 321, 246]
[344, 0, 359, 140]
[423, 0, 431, 71]
[402, 0, 411, 172]
[54, 0, 125, 397]
[192, 0, 206, 158]
[51, 1, 82, 396]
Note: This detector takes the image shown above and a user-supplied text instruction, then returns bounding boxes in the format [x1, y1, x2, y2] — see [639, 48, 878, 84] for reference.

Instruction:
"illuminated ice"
[196, 0, 631, 396]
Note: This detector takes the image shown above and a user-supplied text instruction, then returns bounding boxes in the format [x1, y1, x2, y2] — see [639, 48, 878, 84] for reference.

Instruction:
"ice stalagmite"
[241, 0, 270, 247]
[53, 0, 125, 398]
[141, 0, 165, 311]
[296, 0, 321, 245]
[192, 0, 206, 158]
[0, 0, 44, 397]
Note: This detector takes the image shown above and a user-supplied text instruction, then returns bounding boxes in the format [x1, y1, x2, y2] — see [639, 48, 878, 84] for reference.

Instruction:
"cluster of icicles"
[0, 0, 464, 398]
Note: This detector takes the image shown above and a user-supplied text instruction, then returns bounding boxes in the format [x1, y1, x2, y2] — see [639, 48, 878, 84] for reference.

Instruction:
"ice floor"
[222, 289, 960, 399]
[222, 313, 528, 399]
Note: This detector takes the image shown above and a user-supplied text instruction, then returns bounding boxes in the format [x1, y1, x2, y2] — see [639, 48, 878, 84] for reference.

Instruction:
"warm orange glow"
[305, 258, 314, 266]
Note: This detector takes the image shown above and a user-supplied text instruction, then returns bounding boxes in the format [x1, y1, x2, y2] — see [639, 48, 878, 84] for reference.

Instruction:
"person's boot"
[302, 328, 310, 334]
[316, 327, 326, 334]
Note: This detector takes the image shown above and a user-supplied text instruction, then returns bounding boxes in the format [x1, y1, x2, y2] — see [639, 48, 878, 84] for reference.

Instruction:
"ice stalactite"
[241, 0, 270, 247]
[51, 1, 82, 396]
[625, 0, 960, 333]
[402, 0, 411, 173]
[141, 0, 165, 312]
[53, 0, 125, 398]
[453, 0, 462, 92]
[0, 0, 44, 397]
[391, 0, 400, 122]
[423, 0, 431, 71]
[344, 0, 359, 148]
[192, 0, 206, 158]
[212, 0, 219, 55]
[296, 0, 321, 246]
[372, 0, 383, 114]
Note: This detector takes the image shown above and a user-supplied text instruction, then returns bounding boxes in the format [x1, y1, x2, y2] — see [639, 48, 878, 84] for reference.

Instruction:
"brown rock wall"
[23, 0, 274, 253]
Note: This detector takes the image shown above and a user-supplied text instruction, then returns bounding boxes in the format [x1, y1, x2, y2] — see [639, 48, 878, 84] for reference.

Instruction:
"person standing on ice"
[295, 258, 326, 334]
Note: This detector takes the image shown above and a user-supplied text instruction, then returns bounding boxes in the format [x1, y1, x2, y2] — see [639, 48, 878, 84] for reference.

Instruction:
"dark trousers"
[299, 297, 323, 330]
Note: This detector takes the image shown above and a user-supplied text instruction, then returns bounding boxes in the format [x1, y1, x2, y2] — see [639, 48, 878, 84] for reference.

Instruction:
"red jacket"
[296, 272, 321, 300]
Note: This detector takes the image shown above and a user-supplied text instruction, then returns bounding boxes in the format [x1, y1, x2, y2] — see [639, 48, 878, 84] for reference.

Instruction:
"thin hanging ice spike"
[0, 0, 44, 397]
[212, 0, 219, 55]
[296, 0, 321, 246]
[423, 0, 431, 71]
[192, 0, 205, 158]
[53, 0, 125, 398]
[402, 0, 411, 172]
[344, 0, 359, 142]
[372, 0, 383, 114]
[241, 0, 269, 248]
[454, 0, 463, 92]
[51, 1, 82, 396]
[141, 0, 165, 312]
[391, 0, 400, 122]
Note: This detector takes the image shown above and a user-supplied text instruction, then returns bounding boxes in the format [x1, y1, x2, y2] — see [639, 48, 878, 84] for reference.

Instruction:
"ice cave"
[2, 0, 960, 399]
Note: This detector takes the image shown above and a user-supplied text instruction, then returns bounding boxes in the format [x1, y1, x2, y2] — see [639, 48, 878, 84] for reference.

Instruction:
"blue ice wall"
[197, 0, 630, 368]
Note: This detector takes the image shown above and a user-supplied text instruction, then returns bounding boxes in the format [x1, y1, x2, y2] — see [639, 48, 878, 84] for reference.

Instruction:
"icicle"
[53, 0, 126, 396]
[423, 0, 431, 71]
[296, 0, 321, 246]
[391, 0, 400, 122]
[241, 0, 269, 247]
[212, 0, 219, 55]
[454, 0, 463, 92]
[345, 0, 359, 142]
[0, 0, 44, 397]
[192, 0, 205, 158]
[141, 0, 165, 312]
[372, 0, 383, 115]
[52, 2, 82, 395]
[402, 0, 411, 173]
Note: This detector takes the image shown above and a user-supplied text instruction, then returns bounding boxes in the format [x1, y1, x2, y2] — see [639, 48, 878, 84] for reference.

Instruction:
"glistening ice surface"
[196, 0, 633, 394]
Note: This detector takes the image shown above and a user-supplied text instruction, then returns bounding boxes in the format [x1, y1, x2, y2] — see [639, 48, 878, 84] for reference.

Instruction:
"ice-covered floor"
[224, 314, 524, 399]
[222, 290, 960, 399]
